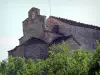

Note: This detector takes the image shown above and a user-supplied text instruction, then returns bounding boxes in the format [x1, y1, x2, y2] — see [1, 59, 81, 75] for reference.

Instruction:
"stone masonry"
[8, 7, 100, 60]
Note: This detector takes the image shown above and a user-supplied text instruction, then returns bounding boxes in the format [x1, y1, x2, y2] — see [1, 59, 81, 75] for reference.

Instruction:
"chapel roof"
[51, 16, 100, 31]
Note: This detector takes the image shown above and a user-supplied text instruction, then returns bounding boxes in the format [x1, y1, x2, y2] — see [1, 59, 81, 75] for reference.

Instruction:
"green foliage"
[40, 42, 92, 75]
[6, 56, 26, 75]
[0, 41, 100, 75]
[0, 60, 7, 75]
[88, 41, 100, 75]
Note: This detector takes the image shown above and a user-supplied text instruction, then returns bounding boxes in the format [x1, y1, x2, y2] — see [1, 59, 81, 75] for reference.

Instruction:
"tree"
[6, 56, 26, 75]
[1, 41, 100, 75]
[0, 60, 7, 75]
[38, 42, 92, 75]
[88, 41, 100, 75]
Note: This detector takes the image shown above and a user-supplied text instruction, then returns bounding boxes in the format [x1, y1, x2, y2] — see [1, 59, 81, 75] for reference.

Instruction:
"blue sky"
[0, 0, 100, 61]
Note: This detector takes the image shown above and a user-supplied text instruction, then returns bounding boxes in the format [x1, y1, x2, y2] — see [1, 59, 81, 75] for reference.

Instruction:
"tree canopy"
[0, 41, 100, 75]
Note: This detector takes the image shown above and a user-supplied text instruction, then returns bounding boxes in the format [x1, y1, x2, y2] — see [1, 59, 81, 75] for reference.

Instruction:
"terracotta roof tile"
[51, 16, 100, 31]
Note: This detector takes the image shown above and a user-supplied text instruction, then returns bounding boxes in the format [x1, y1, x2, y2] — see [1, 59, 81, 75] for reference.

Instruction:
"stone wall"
[18, 37, 48, 59]
[8, 45, 24, 57]
[59, 24, 100, 50]
[25, 43, 48, 60]
[47, 17, 100, 50]
[24, 38, 48, 60]
[9, 37, 49, 60]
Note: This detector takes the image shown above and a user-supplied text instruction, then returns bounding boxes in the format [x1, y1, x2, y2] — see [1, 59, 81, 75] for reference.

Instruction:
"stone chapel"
[8, 7, 100, 60]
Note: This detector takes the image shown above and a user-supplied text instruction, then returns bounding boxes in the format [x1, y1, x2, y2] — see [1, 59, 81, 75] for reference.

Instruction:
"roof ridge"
[50, 16, 100, 31]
